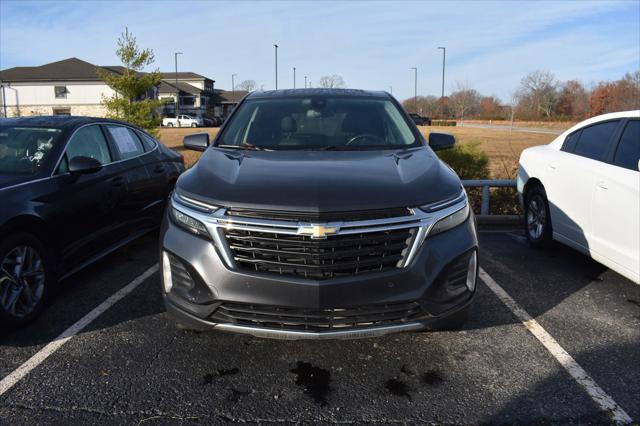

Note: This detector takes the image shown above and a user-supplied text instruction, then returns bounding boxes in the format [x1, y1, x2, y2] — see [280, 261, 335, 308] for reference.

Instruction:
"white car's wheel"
[167, 123, 174, 127]
[524, 185, 553, 247]
[191, 123, 197, 128]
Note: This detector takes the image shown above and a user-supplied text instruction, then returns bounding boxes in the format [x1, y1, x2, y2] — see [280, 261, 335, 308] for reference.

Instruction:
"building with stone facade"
[0, 57, 243, 119]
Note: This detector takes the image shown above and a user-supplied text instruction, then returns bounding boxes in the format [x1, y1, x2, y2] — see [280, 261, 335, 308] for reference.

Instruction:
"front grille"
[225, 207, 412, 222]
[224, 228, 416, 280]
[210, 301, 425, 331]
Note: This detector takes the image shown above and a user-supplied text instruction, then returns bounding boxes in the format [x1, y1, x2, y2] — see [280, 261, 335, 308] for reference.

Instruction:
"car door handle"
[153, 165, 166, 174]
[596, 181, 608, 190]
[548, 164, 557, 170]
[111, 176, 125, 187]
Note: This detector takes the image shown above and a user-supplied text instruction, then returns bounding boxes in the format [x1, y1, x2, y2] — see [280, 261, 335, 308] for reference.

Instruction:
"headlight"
[170, 206, 211, 239]
[429, 202, 469, 236]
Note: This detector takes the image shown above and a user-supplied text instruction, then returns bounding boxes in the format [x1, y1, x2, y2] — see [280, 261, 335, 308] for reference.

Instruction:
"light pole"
[231, 73, 237, 99]
[293, 67, 296, 89]
[438, 46, 446, 116]
[389, 86, 393, 95]
[304, 76, 307, 88]
[274, 44, 279, 90]
[174, 52, 183, 117]
[410, 67, 417, 112]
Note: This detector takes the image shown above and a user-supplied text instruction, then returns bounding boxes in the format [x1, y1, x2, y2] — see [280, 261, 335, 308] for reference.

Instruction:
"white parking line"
[0, 264, 158, 397]
[479, 267, 633, 424]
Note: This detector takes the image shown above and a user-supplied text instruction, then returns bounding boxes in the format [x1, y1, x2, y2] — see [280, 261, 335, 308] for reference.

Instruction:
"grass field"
[158, 125, 560, 178]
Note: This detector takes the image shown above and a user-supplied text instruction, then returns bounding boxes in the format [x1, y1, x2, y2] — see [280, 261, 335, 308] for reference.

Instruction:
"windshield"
[217, 96, 419, 150]
[0, 126, 62, 176]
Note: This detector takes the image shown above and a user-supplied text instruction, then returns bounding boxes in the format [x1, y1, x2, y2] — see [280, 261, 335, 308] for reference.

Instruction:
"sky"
[0, 0, 639, 102]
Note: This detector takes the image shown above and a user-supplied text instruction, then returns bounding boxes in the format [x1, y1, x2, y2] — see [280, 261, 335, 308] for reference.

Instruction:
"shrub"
[431, 120, 457, 126]
[436, 141, 489, 180]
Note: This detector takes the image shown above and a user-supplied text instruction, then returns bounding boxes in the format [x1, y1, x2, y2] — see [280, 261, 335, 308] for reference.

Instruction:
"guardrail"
[461, 179, 522, 225]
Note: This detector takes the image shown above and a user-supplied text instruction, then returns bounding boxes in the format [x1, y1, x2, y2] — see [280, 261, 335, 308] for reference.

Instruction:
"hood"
[0, 175, 35, 191]
[177, 147, 462, 212]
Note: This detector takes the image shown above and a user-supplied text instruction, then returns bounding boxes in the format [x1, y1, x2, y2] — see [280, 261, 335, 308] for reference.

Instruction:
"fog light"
[162, 251, 173, 293]
[466, 251, 477, 292]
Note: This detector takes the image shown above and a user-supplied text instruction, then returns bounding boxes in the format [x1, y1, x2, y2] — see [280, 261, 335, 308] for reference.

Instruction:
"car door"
[136, 129, 172, 218]
[591, 119, 640, 282]
[544, 120, 621, 250]
[51, 124, 129, 268]
[104, 124, 160, 230]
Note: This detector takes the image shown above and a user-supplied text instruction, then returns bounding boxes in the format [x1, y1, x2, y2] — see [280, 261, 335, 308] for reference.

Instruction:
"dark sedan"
[0, 116, 184, 329]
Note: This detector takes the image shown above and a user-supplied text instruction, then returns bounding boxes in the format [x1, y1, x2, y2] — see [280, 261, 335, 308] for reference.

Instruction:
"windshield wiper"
[317, 145, 384, 151]
[218, 143, 274, 151]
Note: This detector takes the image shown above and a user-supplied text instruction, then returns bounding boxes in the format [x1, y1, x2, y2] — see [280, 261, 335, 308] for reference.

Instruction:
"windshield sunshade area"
[218, 97, 419, 150]
[0, 127, 62, 176]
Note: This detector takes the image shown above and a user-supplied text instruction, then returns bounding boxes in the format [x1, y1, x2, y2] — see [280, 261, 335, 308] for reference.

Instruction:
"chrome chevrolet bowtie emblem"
[298, 224, 339, 239]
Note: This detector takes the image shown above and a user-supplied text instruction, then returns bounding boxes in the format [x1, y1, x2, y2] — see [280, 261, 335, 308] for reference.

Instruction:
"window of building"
[52, 108, 71, 116]
[54, 86, 68, 99]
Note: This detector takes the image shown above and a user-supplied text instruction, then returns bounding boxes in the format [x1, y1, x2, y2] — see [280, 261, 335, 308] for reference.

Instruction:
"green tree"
[98, 28, 163, 135]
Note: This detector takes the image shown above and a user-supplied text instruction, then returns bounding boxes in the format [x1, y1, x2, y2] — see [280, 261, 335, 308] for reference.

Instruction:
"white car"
[517, 110, 639, 284]
[162, 115, 203, 128]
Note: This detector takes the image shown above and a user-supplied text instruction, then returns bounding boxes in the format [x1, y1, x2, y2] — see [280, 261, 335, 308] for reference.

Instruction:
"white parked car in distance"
[162, 115, 203, 128]
[517, 110, 640, 284]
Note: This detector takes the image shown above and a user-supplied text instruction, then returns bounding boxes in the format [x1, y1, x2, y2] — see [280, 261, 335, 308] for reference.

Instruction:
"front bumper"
[160, 207, 479, 340]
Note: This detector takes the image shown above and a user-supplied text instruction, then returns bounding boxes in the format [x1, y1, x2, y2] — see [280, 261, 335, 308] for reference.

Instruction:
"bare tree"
[448, 82, 481, 122]
[517, 70, 558, 119]
[318, 75, 346, 88]
[235, 80, 257, 92]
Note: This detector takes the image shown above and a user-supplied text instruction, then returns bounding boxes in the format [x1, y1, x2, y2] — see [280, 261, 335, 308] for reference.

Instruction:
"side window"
[561, 130, 580, 152]
[572, 120, 620, 161]
[613, 120, 639, 171]
[135, 130, 158, 152]
[106, 126, 145, 160]
[58, 125, 111, 173]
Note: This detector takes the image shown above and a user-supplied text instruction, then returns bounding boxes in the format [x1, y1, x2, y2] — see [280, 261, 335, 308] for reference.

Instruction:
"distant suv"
[160, 89, 478, 339]
[409, 113, 431, 126]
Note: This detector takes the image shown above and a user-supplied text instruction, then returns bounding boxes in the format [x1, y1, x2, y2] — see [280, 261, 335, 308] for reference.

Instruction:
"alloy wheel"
[0, 245, 46, 318]
[527, 195, 546, 240]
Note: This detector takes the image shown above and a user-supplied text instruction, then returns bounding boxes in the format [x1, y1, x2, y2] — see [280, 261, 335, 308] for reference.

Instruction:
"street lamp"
[438, 46, 446, 116]
[174, 52, 183, 116]
[293, 67, 296, 89]
[231, 73, 237, 99]
[410, 67, 417, 112]
[304, 76, 307, 88]
[389, 86, 393, 95]
[274, 44, 279, 90]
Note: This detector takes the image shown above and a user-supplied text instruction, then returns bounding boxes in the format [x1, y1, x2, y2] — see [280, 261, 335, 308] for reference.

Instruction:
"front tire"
[0, 233, 54, 330]
[191, 123, 197, 128]
[167, 123, 174, 127]
[524, 185, 553, 247]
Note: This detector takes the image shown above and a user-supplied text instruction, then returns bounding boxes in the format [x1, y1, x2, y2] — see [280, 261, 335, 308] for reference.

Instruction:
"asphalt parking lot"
[1, 229, 639, 425]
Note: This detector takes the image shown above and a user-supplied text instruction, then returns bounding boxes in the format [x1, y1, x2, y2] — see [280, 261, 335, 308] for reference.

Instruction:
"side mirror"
[68, 156, 102, 175]
[429, 132, 455, 151]
[183, 133, 210, 151]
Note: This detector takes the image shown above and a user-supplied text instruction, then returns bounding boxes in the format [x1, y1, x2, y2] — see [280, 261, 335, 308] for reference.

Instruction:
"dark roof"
[247, 88, 389, 99]
[0, 58, 109, 82]
[212, 89, 249, 104]
[158, 81, 202, 95]
[0, 115, 139, 129]
[161, 72, 207, 80]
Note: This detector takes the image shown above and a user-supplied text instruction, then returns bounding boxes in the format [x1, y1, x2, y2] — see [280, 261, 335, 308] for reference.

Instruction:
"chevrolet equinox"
[160, 89, 478, 339]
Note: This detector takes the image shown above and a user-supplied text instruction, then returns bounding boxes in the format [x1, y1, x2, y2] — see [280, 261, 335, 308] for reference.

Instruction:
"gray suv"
[160, 89, 478, 339]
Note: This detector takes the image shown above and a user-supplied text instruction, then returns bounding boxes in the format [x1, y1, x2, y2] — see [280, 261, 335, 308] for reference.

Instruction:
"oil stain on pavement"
[291, 361, 331, 406]
[385, 378, 412, 400]
[422, 370, 444, 386]
[202, 367, 240, 384]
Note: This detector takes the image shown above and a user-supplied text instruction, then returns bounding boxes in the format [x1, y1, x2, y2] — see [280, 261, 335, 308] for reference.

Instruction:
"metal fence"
[461, 179, 521, 224]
